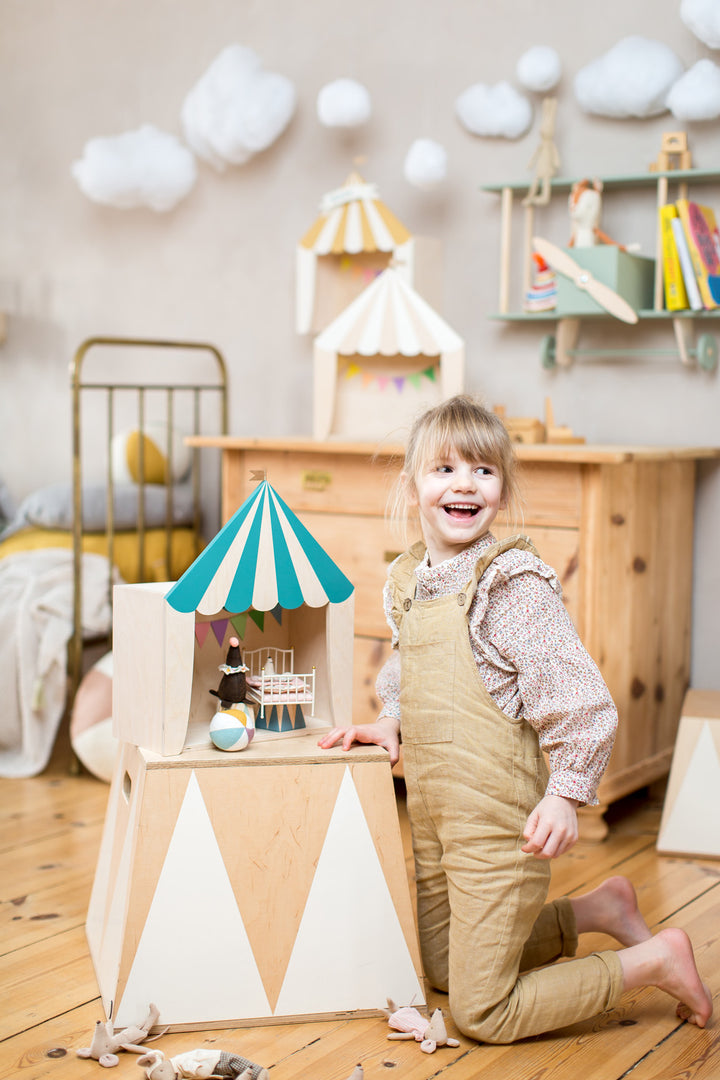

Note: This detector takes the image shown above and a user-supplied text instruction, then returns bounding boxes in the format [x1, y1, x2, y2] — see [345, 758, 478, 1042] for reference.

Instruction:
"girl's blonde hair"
[389, 394, 522, 541]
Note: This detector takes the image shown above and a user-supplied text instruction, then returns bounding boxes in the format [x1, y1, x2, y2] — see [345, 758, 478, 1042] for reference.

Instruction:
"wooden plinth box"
[657, 689, 720, 859]
[86, 734, 424, 1031]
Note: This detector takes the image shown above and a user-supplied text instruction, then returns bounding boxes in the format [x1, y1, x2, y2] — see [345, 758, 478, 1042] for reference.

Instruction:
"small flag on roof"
[166, 481, 354, 615]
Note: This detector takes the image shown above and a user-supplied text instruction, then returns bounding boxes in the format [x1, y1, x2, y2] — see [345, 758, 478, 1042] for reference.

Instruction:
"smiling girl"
[319, 394, 711, 1043]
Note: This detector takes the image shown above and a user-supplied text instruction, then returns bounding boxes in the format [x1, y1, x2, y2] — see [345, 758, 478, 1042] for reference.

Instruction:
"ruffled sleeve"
[471, 548, 617, 806]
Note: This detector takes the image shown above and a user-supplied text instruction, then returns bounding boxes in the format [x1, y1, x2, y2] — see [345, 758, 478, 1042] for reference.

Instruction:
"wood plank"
[0, 925, 99, 1040]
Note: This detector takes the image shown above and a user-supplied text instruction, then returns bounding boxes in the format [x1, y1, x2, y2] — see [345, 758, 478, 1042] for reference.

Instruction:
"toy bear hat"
[165, 479, 354, 615]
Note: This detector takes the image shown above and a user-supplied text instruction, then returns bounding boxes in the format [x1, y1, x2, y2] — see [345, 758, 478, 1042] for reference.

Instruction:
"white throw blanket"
[0, 549, 114, 777]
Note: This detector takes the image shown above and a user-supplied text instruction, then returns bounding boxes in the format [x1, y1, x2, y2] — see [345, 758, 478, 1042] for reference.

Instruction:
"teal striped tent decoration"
[165, 480, 354, 615]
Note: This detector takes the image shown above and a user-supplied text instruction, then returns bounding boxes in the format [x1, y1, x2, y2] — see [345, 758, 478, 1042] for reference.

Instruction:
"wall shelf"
[482, 167, 720, 370]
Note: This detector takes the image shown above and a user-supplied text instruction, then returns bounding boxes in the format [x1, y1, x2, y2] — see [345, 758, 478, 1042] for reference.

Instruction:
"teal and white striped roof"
[165, 481, 354, 615]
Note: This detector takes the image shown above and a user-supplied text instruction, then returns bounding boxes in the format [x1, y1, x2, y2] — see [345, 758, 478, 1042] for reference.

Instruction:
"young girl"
[319, 394, 712, 1043]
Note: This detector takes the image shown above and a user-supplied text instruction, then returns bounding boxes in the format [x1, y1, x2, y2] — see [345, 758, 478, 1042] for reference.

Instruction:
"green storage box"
[555, 246, 655, 317]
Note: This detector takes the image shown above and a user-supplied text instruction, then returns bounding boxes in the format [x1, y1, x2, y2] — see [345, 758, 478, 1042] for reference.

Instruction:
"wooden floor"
[2, 737, 719, 1080]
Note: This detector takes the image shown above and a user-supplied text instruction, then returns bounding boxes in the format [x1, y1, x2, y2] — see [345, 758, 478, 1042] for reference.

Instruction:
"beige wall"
[1, 0, 719, 687]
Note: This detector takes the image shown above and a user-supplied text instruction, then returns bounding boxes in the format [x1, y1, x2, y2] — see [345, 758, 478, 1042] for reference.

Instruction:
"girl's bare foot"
[571, 876, 652, 946]
[620, 927, 713, 1028]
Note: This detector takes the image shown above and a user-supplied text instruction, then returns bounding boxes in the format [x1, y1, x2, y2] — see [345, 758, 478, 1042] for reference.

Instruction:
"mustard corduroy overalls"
[389, 535, 623, 1043]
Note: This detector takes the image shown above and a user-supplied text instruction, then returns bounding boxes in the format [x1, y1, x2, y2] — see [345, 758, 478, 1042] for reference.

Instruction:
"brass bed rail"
[69, 335, 228, 711]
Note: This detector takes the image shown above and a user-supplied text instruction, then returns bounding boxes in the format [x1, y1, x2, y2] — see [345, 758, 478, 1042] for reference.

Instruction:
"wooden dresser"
[189, 436, 719, 837]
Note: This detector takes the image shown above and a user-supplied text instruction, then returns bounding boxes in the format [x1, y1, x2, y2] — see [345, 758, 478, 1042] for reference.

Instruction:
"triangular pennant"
[393, 376, 405, 392]
[274, 767, 424, 1015]
[211, 618, 228, 646]
[194, 622, 211, 647]
[249, 609, 265, 632]
[422, 365, 437, 382]
[361, 371, 374, 387]
[270, 604, 283, 625]
[230, 613, 248, 638]
[407, 372, 422, 390]
[376, 375, 389, 391]
[346, 363, 361, 379]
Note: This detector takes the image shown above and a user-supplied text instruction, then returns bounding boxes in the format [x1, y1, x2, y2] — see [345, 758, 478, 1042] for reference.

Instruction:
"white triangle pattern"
[274, 766, 424, 1016]
[115, 771, 271, 1026]
[659, 722, 720, 855]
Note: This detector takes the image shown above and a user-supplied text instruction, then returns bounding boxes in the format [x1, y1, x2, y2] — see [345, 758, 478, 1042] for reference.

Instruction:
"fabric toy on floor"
[136, 1048, 269, 1080]
[383, 999, 460, 1054]
[77, 1003, 164, 1067]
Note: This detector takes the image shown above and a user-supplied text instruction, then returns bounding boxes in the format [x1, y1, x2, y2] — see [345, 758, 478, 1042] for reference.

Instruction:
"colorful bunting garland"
[344, 362, 438, 392]
[195, 605, 284, 646]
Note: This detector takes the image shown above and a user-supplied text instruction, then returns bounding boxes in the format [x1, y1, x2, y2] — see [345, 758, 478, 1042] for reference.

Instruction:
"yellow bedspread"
[0, 527, 200, 583]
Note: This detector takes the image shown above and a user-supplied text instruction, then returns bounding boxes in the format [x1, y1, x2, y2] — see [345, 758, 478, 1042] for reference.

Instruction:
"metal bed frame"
[69, 335, 228, 711]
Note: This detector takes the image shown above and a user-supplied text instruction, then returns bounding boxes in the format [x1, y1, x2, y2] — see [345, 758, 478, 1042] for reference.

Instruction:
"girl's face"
[408, 446, 505, 566]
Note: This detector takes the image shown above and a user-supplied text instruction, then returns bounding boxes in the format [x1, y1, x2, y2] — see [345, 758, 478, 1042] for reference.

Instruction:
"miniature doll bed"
[244, 646, 316, 731]
[0, 336, 227, 778]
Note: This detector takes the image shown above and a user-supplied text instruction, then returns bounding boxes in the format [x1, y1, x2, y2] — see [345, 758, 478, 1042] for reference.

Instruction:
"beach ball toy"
[209, 705, 255, 752]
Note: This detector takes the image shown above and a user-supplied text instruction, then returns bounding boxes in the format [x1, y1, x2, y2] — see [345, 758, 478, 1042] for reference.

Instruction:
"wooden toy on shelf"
[482, 165, 720, 371]
[649, 132, 692, 173]
[86, 475, 425, 1031]
[296, 171, 441, 335]
[656, 689, 720, 859]
[493, 398, 584, 445]
[312, 266, 464, 441]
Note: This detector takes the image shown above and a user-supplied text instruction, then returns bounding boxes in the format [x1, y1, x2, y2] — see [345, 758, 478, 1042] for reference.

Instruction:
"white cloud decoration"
[455, 81, 532, 139]
[574, 36, 684, 118]
[181, 44, 296, 170]
[71, 124, 197, 211]
[667, 58, 720, 120]
[317, 78, 371, 128]
[516, 46, 562, 93]
[403, 138, 448, 190]
[681, 0, 720, 48]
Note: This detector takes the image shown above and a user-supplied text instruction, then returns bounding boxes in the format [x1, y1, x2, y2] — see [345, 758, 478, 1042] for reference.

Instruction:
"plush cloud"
[516, 46, 562, 93]
[667, 58, 720, 120]
[317, 79, 371, 128]
[181, 44, 296, 170]
[574, 36, 684, 118]
[403, 138, 448, 190]
[455, 81, 532, 139]
[71, 125, 197, 211]
[681, 0, 720, 48]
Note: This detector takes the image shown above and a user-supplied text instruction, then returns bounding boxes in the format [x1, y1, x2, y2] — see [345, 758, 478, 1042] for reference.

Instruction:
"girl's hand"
[522, 795, 579, 859]
[318, 717, 401, 766]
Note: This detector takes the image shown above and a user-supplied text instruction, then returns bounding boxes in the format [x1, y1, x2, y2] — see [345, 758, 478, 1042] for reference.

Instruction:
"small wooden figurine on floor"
[523, 97, 560, 207]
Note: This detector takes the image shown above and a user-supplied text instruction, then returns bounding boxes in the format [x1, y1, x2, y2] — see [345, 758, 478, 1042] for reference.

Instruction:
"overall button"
[457, 593, 466, 605]
[403, 598, 412, 611]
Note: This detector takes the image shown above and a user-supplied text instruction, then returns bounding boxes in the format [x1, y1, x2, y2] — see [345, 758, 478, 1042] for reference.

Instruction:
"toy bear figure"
[210, 637, 249, 708]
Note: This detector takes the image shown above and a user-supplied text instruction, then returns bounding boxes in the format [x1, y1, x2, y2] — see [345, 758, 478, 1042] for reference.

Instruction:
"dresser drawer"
[237, 449, 399, 517]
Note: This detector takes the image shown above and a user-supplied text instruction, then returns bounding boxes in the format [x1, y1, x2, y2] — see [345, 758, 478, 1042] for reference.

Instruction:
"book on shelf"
[670, 216, 704, 312]
[675, 198, 720, 310]
[659, 204, 689, 311]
